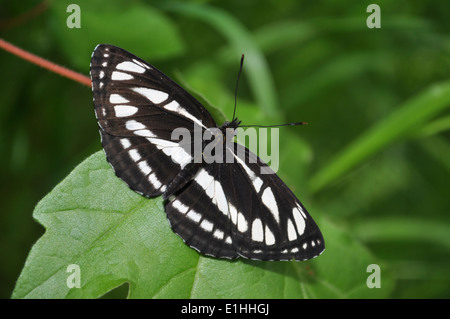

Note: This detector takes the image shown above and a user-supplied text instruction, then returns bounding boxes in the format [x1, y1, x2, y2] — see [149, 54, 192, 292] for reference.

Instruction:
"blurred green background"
[1, 0, 449, 298]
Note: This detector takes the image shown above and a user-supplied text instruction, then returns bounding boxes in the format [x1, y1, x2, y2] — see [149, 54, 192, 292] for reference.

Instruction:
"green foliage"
[12, 151, 393, 298]
[50, 0, 185, 72]
[310, 81, 450, 192]
[1, 0, 449, 299]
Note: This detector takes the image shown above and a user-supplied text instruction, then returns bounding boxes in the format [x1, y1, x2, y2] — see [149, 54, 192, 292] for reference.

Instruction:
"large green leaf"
[49, 0, 185, 71]
[13, 151, 393, 298]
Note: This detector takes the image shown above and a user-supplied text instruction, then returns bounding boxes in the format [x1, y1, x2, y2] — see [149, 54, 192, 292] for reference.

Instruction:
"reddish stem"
[0, 38, 91, 88]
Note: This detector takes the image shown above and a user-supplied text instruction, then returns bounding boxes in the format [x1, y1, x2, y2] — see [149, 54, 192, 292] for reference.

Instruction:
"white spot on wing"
[109, 93, 129, 104]
[187, 210, 201, 223]
[132, 59, 150, 70]
[149, 173, 162, 189]
[138, 161, 151, 175]
[205, 180, 214, 199]
[214, 181, 228, 216]
[229, 203, 238, 225]
[116, 61, 146, 74]
[253, 177, 263, 193]
[147, 137, 192, 168]
[114, 105, 138, 117]
[172, 199, 188, 214]
[147, 137, 177, 148]
[237, 212, 248, 233]
[133, 129, 156, 137]
[292, 207, 306, 236]
[265, 225, 275, 245]
[126, 120, 146, 131]
[287, 218, 297, 241]
[128, 149, 141, 162]
[164, 100, 205, 128]
[193, 170, 229, 217]
[251, 218, 264, 242]
[161, 146, 191, 168]
[262, 187, 279, 223]
[111, 71, 133, 80]
[200, 219, 214, 232]
[296, 203, 308, 219]
[132, 87, 168, 104]
[195, 169, 214, 191]
[120, 138, 131, 149]
[232, 152, 262, 192]
[213, 229, 224, 240]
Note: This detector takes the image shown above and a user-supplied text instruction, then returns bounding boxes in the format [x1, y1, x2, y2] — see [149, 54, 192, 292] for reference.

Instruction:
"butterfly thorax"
[220, 118, 241, 141]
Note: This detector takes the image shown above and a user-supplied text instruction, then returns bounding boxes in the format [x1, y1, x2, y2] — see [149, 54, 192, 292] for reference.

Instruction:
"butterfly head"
[221, 118, 241, 140]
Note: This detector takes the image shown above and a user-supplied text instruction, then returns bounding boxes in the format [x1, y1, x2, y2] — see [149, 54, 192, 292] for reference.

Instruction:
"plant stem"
[0, 38, 91, 87]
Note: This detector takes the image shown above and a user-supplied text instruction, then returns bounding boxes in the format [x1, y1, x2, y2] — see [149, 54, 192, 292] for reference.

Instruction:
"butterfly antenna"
[232, 54, 245, 122]
[232, 55, 307, 128]
[239, 122, 308, 128]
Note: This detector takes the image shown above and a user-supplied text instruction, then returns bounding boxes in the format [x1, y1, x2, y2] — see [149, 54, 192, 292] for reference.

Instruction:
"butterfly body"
[90, 44, 324, 261]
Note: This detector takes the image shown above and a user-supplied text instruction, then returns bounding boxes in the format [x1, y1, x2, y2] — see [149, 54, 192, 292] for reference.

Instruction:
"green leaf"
[352, 218, 450, 250]
[13, 151, 393, 298]
[310, 81, 450, 193]
[172, 69, 227, 125]
[159, 2, 280, 120]
[283, 52, 390, 110]
[416, 136, 450, 174]
[49, 0, 184, 71]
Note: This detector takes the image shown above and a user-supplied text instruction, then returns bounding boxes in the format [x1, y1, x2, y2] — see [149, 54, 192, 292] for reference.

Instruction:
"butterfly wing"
[165, 142, 325, 261]
[90, 44, 216, 197]
[91, 44, 325, 261]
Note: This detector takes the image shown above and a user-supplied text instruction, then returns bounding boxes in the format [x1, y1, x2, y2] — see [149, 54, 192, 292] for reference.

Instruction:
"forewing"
[90, 44, 216, 136]
[90, 44, 216, 197]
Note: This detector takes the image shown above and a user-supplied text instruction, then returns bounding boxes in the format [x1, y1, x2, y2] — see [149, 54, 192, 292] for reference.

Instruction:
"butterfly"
[90, 44, 325, 261]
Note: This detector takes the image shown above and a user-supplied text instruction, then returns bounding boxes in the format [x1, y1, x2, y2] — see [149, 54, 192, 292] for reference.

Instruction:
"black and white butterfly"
[90, 44, 325, 261]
